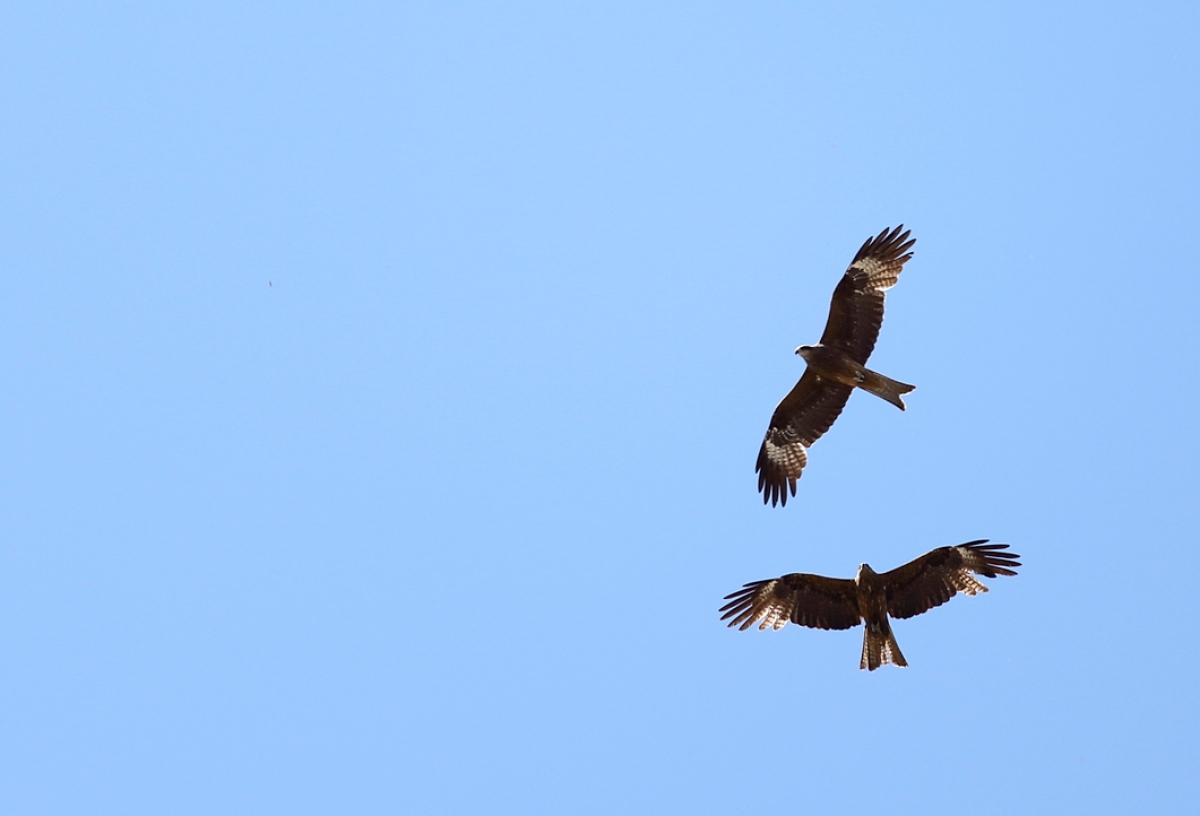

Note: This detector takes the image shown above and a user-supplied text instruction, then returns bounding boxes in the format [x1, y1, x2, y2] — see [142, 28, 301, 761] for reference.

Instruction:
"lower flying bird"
[757, 225, 916, 506]
[719, 541, 1020, 670]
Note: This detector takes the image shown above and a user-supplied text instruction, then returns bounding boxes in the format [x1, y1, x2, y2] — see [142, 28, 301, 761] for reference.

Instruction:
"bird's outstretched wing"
[755, 374, 853, 506]
[881, 540, 1021, 620]
[720, 572, 860, 631]
[819, 224, 915, 364]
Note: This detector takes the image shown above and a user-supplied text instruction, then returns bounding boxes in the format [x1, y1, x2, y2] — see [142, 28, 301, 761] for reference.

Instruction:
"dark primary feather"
[720, 573, 860, 632]
[819, 225, 915, 363]
[883, 541, 1022, 620]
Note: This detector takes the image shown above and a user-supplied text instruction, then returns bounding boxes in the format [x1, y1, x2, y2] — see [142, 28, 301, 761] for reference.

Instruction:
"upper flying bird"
[756, 225, 916, 506]
[719, 540, 1020, 671]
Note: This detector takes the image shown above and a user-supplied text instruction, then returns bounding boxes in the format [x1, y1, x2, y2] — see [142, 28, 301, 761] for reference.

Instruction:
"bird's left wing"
[755, 372, 854, 506]
[881, 540, 1021, 620]
[720, 573, 860, 631]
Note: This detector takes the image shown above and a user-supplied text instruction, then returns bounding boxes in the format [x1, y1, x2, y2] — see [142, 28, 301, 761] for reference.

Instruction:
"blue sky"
[2, 2, 1197, 813]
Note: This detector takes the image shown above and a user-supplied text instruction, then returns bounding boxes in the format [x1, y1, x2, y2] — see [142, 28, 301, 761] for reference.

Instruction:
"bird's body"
[853, 563, 908, 669]
[795, 344, 914, 411]
[719, 540, 1020, 670]
[756, 225, 916, 505]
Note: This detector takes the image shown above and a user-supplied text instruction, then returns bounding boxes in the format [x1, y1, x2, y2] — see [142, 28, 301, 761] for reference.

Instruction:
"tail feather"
[858, 369, 916, 411]
[860, 623, 908, 671]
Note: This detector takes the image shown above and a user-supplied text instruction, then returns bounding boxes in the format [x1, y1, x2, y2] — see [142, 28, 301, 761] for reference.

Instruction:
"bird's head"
[856, 563, 878, 582]
[795, 344, 814, 361]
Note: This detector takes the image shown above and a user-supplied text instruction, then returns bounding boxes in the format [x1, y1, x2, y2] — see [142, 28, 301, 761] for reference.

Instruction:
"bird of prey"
[719, 540, 1020, 670]
[756, 225, 916, 506]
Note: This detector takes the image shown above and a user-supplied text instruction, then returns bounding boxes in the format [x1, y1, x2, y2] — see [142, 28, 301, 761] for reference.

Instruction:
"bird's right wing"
[819, 225, 915, 364]
[720, 572, 861, 631]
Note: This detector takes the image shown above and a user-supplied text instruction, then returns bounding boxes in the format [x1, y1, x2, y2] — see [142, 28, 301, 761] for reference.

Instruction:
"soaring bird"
[719, 540, 1020, 670]
[756, 225, 916, 506]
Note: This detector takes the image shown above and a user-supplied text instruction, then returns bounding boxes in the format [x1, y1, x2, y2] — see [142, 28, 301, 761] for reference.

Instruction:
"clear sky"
[2, 2, 1197, 814]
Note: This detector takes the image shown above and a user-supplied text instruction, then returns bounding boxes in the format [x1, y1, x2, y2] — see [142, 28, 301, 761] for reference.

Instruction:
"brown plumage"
[719, 540, 1020, 670]
[756, 225, 916, 506]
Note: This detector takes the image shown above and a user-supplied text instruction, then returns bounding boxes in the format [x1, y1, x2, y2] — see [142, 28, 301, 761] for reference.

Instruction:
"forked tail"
[860, 620, 908, 671]
[859, 369, 916, 411]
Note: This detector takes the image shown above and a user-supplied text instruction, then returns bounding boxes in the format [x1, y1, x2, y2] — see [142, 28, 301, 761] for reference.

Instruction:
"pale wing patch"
[744, 583, 791, 631]
[847, 257, 902, 293]
[956, 542, 1022, 578]
[757, 594, 792, 631]
[948, 571, 988, 596]
[763, 431, 807, 477]
[720, 580, 792, 631]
